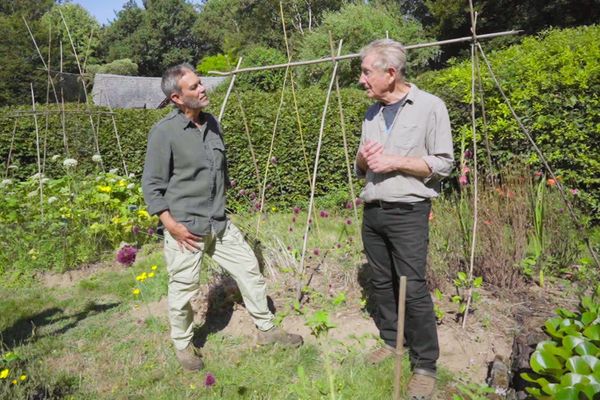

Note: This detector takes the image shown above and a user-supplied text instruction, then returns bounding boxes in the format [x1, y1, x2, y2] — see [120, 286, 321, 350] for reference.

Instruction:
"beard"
[182, 96, 208, 110]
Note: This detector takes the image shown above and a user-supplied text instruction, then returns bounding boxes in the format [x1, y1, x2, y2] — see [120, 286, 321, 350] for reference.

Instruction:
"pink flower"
[116, 244, 138, 266]
[131, 225, 140, 235]
[345, 219, 352, 225]
[464, 149, 473, 159]
[230, 179, 237, 188]
[459, 175, 468, 186]
[534, 171, 543, 177]
[461, 165, 470, 174]
[570, 188, 579, 195]
[147, 227, 155, 236]
[319, 210, 329, 218]
[313, 248, 320, 256]
[204, 372, 216, 387]
[293, 206, 301, 214]
[239, 189, 246, 196]
[345, 201, 353, 209]
[355, 198, 363, 206]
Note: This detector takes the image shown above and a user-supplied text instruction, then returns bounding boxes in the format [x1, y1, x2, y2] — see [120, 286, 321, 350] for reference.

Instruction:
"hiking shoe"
[366, 343, 396, 364]
[256, 326, 303, 347]
[408, 369, 436, 400]
[175, 343, 204, 371]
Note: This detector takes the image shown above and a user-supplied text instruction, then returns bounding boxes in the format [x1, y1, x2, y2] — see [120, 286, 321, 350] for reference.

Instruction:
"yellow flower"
[118, 179, 126, 187]
[271, 206, 277, 212]
[11, 379, 17, 385]
[151, 265, 158, 271]
[132, 288, 140, 296]
[0, 368, 9, 379]
[137, 209, 150, 219]
[148, 272, 155, 278]
[97, 185, 112, 193]
[19, 375, 26, 381]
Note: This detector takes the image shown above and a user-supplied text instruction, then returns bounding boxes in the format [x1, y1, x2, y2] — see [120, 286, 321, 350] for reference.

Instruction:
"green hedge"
[1, 26, 598, 216]
[415, 25, 600, 217]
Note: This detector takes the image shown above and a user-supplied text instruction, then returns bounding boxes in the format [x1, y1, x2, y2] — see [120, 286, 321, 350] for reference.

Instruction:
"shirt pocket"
[208, 139, 226, 170]
[389, 124, 422, 156]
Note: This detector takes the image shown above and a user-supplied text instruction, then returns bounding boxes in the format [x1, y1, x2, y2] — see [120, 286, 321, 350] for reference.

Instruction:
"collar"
[171, 108, 207, 130]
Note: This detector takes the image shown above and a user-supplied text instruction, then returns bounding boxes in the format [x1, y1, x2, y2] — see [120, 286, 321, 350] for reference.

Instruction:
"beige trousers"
[164, 221, 274, 350]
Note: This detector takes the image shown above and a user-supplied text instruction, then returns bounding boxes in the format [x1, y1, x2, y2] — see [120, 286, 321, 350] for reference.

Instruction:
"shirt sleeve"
[142, 126, 172, 216]
[422, 99, 454, 183]
[354, 120, 367, 179]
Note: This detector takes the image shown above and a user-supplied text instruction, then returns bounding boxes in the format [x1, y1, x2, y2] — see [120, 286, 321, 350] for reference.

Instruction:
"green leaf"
[563, 335, 586, 352]
[574, 341, 600, 356]
[577, 382, 600, 400]
[566, 356, 592, 374]
[554, 387, 580, 400]
[537, 341, 572, 360]
[556, 308, 578, 319]
[531, 350, 564, 374]
[583, 325, 600, 341]
[560, 372, 587, 386]
[581, 311, 598, 326]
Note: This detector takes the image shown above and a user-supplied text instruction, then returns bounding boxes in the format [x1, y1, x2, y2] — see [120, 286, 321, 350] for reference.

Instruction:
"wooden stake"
[393, 276, 407, 400]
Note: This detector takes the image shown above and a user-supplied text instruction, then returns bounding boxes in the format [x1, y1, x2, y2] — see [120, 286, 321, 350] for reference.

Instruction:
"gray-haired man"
[142, 63, 302, 371]
[355, 40, 454, 399]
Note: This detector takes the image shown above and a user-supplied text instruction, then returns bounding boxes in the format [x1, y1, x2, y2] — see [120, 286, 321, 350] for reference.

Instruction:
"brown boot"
[175, 343, 204, 371]
[366, 343, 396, 364]
[407, 369, 436, 400]
[256, 326, 303, 347]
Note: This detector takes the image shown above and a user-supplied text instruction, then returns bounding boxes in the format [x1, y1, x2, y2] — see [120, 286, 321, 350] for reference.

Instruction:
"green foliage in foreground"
[522, 287, 600, 399]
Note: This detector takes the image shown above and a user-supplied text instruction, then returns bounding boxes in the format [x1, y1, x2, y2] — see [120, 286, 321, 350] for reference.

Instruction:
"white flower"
[127, 183, 135, 190]
[92, 154, 103, 163]
[109, 178, 117, 183]
[0, 179, 12, 187]
[47, 196, 58, 204]
[41, 178, 50, 184]
[29, 172, 45, 180]
[109, 168, 119, 175]
[128, 173, 135, 179]
[95, 176, 102, 181]
[7, 164, 18, 170]
[63, 158, 78, 168]
[51, 155, 61, 162]
[27, 190, 38, 198]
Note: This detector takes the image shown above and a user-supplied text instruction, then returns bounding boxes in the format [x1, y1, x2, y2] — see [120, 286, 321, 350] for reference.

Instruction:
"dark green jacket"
[142, 109, 229, 236]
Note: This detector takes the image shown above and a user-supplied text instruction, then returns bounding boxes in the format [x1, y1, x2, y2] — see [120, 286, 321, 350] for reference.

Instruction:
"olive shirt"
[357, 84, 454, 203]
[142, 109, 229, 236]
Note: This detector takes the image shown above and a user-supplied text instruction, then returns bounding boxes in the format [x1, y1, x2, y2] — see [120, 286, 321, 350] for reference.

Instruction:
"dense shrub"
[235, 46, 289, 92]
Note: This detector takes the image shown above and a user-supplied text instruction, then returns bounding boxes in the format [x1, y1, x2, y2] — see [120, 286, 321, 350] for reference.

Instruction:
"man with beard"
[355, 40, 454, 399]
[142, 63, 302, 371]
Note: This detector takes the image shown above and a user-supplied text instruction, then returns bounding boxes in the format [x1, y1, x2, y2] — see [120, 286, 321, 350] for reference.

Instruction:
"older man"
[355, 40, 454, 399]
[142, 63, 302, 371]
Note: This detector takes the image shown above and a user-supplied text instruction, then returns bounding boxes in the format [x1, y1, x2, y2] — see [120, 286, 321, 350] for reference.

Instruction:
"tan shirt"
[357, 84, 454, 203]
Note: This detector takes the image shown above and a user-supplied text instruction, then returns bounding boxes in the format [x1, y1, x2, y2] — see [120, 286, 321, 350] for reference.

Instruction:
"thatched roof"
[91, 74, 226, 109]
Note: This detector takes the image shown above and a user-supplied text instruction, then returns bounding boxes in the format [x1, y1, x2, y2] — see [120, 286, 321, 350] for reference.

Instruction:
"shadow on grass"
[192, 275, 276, 348]
[0, 302, 120, 348]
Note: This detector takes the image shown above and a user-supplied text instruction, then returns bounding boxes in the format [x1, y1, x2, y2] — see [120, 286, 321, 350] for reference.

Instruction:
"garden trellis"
[206, 2, 600, 319]
[6, 1, 599, 323]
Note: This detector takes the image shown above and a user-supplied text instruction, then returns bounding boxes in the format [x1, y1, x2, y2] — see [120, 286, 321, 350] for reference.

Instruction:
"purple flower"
[319, 210, 329, 218]
[131, 225, 140, 235]
[464, 149, 473, 159]
[336, 243, 341, 249]
[345, 219, 352, 225]
[308, 218, 313, 224]
[147, 227, 155, 236]
[292, 216, 296, 223]
[313, 248, 320, 256]
[116, 244, 138, 266]
[293, 206, 301, 215]
[345, 201, 353, 209]
[270, 157, 278, 165]
[254, 202, 261, 210]
[204, 372, 216, 387]
[266, 183, 273, 190]
[230, 179, 237, 188]
[354, 198, 363, 206]
[249, 192, 256, 200]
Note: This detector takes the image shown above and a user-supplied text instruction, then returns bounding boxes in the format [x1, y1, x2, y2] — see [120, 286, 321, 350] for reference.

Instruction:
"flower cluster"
[116, 244, 138, 266]
[132, 265, 158, 296]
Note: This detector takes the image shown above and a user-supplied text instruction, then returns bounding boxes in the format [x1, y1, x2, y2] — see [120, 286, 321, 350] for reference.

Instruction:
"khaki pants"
[164, 221, 274, 350]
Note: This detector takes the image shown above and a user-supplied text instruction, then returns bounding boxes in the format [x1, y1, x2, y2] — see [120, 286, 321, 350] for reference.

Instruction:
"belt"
[364, 199, 430, 210]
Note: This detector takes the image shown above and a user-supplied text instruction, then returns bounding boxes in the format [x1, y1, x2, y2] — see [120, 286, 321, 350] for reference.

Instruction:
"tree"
[39, 3, 101, 73]
[296, 3, 439, 87]
[99, 0, 145, 63]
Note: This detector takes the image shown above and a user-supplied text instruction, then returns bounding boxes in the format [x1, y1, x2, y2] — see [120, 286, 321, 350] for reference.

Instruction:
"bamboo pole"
[393, 276, 407, 400]
[476, 42, 600, 270]
[298, 40, 343, 298]
[208, 31, 522, 76]
[22, 17, 59, 103]
[59, 41, 69, 156]
[234, 93, 261, 185]
[103, 93, 129, 176]
[256, 64, 291, 236]
[328, 33, 359, 226]
[218, 57, 243, 122]
[4, 120, 18, 178]
[30, 84, 44, 221]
